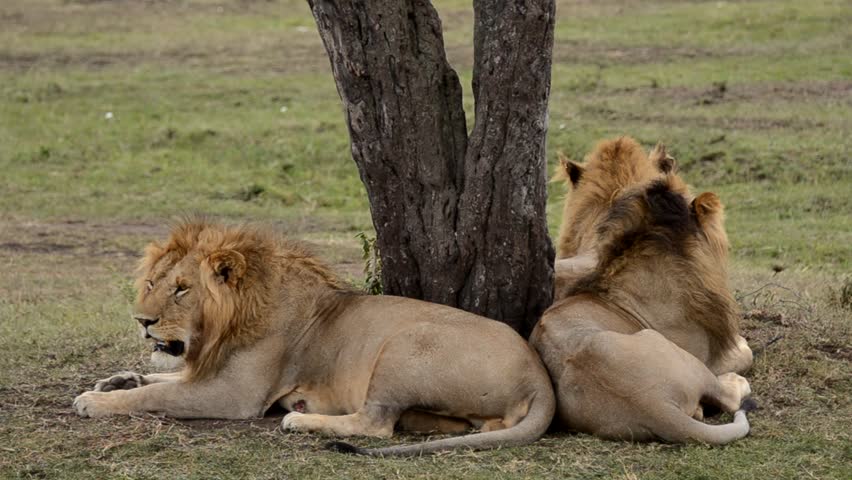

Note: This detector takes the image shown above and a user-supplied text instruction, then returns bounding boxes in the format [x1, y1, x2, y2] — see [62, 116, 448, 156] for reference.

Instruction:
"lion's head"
[555, 137, 737, 356]
[554, 137, 680, 258]
[133, 221, 284, 380]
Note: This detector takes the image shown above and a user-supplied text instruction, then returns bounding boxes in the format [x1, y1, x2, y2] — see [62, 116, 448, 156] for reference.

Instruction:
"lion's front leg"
[74, 377, 267, 419]
[93, 371, 183, 392]
[554, 251, 598, 299]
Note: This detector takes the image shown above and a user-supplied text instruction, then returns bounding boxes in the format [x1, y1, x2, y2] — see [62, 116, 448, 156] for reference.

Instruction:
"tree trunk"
[307, 0, 555, 336]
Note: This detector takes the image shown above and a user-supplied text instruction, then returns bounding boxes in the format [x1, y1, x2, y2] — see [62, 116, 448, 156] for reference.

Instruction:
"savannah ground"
[0, 0, 850, 478]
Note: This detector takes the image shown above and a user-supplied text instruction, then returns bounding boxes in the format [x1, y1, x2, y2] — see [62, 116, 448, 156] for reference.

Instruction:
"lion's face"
[134, 252, 204, 368]
[133, 223, 261, 378]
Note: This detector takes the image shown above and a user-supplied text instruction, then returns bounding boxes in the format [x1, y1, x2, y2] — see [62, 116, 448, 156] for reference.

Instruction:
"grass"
[0, 0, 850, 478]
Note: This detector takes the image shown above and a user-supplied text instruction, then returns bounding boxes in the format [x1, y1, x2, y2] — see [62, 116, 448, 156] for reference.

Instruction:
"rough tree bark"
[307, 0, 555, 335]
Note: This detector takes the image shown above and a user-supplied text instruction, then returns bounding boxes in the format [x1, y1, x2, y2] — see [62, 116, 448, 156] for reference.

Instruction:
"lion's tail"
[655, 398, 756, 445]
[327, 383, 556, 457]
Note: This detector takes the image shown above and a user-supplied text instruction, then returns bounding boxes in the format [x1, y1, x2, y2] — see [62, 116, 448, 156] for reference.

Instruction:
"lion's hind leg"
[282, 403, 399, 438]
[397, 410, 471, 434]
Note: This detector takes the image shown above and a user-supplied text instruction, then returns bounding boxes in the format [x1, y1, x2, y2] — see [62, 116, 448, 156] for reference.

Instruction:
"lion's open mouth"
[153, 340, 185, 356]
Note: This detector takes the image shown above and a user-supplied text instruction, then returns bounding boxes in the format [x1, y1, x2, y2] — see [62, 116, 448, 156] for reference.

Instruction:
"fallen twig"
[752, 334, 785, 357]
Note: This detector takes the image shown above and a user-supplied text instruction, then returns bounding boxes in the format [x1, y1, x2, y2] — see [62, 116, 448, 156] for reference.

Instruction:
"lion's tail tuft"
[325, 441, 364, 455]
[739, 397, 759, 413]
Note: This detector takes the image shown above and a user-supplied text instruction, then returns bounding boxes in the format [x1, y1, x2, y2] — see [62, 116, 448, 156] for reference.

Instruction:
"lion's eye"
[146, 280, 154, 292]
[175, 285, 190, 298]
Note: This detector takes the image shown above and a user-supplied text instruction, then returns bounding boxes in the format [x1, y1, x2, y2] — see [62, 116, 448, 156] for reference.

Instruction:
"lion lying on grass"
[73, 221, 555, 456]
[530, 137, 755, 444]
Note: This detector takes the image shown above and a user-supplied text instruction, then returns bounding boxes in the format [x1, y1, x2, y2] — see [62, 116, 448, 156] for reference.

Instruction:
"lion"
[550, 138, 752, 375]
[529, 137, 755, 444]
[73, 220, 555, 456]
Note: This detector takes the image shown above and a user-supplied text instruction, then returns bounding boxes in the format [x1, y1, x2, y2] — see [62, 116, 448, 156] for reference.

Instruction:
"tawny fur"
[552, 137, 741, 363]
[531, 137, 754, 445]
[555, 138, 668, 259]
[74, 221, 555, 456]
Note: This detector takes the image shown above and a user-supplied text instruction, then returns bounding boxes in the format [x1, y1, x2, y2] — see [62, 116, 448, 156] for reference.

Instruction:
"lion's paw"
[719, 372, 751, 398]
[73, 391, 120, 418]
[281, 412, 308, 432]
[94, 372, 144, 392]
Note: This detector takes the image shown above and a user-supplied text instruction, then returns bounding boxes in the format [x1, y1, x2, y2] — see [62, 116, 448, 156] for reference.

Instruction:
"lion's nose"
[134, 315, 159, 327]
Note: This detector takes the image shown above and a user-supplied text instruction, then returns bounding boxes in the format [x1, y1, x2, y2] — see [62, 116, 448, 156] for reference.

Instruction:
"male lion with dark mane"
[530, 137, 755, 444]
[73, 221, 555, 456]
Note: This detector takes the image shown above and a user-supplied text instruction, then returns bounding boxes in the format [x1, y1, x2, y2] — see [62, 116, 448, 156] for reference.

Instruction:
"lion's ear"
[567, 161, 584, 186]
[691, 192, 724, 224]
[649, 142, 677, 174]
[553, 151, 584, 187]
[205, 250, 247, 286]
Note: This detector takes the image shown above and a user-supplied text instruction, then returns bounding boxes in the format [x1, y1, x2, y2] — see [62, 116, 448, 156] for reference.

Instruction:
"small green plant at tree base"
[356, 232, 382, 295]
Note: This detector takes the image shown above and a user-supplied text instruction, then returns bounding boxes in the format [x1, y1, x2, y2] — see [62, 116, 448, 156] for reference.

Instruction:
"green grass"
[1, 0, 850, 478]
